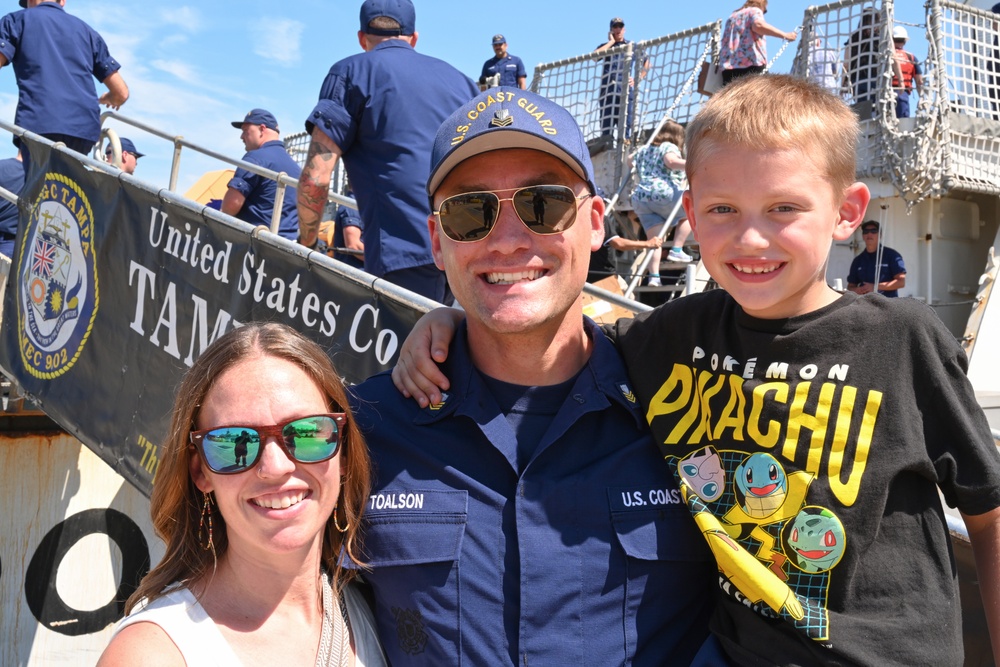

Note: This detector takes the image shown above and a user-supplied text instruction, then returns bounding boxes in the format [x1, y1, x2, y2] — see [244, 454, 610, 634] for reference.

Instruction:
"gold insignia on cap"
[619, 383, 636, 403]
[490, 109, 513, 128]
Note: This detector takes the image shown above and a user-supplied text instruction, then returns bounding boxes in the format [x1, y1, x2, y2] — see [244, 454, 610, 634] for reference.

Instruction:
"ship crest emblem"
[17, 173, 98, 379]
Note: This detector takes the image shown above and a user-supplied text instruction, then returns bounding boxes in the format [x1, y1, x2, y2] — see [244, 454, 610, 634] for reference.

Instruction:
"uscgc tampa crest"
[17, 173, 98, 379]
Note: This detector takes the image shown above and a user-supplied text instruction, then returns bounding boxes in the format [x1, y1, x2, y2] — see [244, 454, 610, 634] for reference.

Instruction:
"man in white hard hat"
[891, 25, 923, 118]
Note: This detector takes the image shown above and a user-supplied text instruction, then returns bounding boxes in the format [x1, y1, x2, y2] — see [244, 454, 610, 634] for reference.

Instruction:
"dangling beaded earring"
[332, 504, 349, 533]
[198, 491, 215, 551]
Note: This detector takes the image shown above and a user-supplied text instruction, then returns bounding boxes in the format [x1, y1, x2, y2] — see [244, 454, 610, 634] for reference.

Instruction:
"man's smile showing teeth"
[252, 491, 307, 509]
[731, 262, 782, 275]
[485, 269, 544, 285]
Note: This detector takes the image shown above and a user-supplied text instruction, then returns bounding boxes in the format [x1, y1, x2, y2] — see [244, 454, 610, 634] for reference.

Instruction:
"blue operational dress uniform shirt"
[227, 140, 302, 240]
[480, 53, 526, 88]
[0, 3, 120, 144]
[846, 246, 906, 297]
[306, 40, 478, 278]
[0, 156, 24, 257]
[333, 203, 364, 269]
[351, 318, 716, 666]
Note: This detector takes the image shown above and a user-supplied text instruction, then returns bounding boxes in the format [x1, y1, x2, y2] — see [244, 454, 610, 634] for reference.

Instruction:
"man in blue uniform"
[479, 34, 526, 90]
[297, 0, 478, 303]
[351, 88, 718, 666]
[0, 149, 23, 257]
[0, 0, 129, 173]
[103, 137, 142, 175]
[332, 196, 364, 269]
[847, 220, 907, 297]
[594, 17, 646, 138]
[222, 109, 301, 241]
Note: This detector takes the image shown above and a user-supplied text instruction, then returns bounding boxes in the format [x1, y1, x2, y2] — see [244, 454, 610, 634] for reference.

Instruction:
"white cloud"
[157, 7, 203, 31]
[150, 59, 199, 85]
[253, 19, 304, 66]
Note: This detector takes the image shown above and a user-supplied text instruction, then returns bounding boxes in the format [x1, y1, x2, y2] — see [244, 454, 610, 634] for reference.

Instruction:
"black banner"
[0, 139, 424, 496]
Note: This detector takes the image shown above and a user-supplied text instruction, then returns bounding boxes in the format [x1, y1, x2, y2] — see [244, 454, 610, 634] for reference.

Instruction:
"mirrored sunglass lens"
[202, 427, 261, 472]
[283, 416, 340, 462]
[512, 186, 578, 233]
[440, 193, 499, 241]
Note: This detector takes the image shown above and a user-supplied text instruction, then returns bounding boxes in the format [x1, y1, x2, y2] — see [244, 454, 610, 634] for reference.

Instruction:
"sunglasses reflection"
[197, 415, 342, 473]
[438, 185, 582, 242]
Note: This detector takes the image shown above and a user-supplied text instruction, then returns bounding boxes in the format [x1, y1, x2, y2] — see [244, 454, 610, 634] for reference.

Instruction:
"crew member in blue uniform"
[0, 149, 23, 258]
[479, 34, 526, 90]
[104, 137, 143, 175]
[0, 0, 129, 175]
[594, 17, 647, 138]
[222, 108, 301, 241]
[351, 89, 720, 666]
[847, 220, 907, 297]
[297, 0, 478, 303]
[333, 194, 364, 269]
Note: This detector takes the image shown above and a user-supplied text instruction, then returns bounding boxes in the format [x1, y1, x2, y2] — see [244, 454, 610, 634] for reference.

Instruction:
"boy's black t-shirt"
[612, 289, 1000, 666]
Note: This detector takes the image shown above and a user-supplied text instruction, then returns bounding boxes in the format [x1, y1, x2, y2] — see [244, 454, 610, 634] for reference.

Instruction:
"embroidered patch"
[428, 392, 449, 411]
[618, 383, 636, 403]
[392, 606, 428, 655]
[490, 109, 513, 127]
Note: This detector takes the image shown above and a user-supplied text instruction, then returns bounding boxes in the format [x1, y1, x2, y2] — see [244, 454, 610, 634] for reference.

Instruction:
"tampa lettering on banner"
[0, 138, 424, 497]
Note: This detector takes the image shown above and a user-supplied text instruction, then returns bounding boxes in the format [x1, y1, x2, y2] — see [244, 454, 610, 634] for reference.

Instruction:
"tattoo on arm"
[296, 135, 339, 246]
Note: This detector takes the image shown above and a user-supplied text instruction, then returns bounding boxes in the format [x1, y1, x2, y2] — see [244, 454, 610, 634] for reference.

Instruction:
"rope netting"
[528, 0, 1000, 212]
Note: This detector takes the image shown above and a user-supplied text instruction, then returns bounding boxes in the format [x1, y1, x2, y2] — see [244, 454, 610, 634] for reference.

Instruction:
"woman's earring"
[198, 491, 215, 551]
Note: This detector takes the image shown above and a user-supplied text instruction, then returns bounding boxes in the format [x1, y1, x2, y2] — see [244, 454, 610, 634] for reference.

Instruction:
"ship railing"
[97, 111, 359, 234]
[791, 0, 1000, 204]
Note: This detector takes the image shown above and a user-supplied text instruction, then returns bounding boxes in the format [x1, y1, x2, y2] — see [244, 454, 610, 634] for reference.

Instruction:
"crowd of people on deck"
[2, 1, 999, 666]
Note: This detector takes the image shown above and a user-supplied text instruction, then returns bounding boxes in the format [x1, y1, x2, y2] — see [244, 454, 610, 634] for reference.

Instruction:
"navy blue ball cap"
[360, 0, 416, 36]
[428, 87, 597, 196]
[18, 0, 26, 7]
[106, 137, 144, 158]
[492, 34, 506, 45]
[231, 108, 279, 131]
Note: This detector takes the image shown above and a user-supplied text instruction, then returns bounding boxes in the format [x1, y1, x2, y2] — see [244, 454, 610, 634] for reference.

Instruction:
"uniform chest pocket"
[362, 490, 468, 664]
[364, 489, 468, 566]
[608, 486, 709, 562]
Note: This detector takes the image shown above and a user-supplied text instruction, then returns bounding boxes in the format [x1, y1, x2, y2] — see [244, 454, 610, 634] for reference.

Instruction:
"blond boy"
[394, 75, 1000, 666]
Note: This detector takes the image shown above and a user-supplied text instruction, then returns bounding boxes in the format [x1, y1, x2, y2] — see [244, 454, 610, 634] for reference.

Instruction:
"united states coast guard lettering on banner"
[16, 172, 98, 379]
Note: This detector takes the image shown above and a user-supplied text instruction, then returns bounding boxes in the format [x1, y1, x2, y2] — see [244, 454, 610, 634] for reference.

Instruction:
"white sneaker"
[667, 248, 693, 263]
[647, 276, 662, 287]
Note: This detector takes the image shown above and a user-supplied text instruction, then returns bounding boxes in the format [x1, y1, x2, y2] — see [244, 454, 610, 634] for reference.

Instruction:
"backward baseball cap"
[427, 87, 597, 196]
[360, 0, 416, 36]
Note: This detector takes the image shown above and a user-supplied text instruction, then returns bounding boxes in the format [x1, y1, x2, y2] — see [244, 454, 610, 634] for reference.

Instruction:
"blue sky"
[0, 0, 948, 193]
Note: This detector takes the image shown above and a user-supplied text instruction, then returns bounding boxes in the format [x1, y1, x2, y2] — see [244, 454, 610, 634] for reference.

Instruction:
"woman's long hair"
[125, 322, 371, 612]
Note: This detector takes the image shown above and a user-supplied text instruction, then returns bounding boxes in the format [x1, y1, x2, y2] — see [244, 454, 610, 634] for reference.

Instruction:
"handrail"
[0, 120, 437, 315]
[98, 111, 358, 230]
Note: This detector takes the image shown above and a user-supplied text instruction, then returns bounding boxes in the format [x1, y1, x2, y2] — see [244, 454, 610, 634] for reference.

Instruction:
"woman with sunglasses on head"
[98, 322, 386, 667]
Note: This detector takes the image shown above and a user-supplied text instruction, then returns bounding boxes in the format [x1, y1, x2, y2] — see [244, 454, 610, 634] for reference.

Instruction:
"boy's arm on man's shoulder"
[391, 307, 464, 407]
[962, 506, 1000, 665]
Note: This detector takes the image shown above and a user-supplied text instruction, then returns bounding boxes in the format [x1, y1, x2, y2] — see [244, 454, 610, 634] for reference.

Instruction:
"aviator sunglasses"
[189, 413, 346, 474]
[433, 184, 591, 243]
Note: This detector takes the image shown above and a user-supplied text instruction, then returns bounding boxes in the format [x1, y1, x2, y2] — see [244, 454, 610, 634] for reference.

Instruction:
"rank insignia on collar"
[619, 383, 636, 403]
[428, 392, 450, 411]
[489, 109, 513, 128]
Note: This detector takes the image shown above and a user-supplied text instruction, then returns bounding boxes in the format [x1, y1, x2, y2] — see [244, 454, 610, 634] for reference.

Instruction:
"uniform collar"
[412, 317, 646, 431]
[371, 40, 415, 54]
